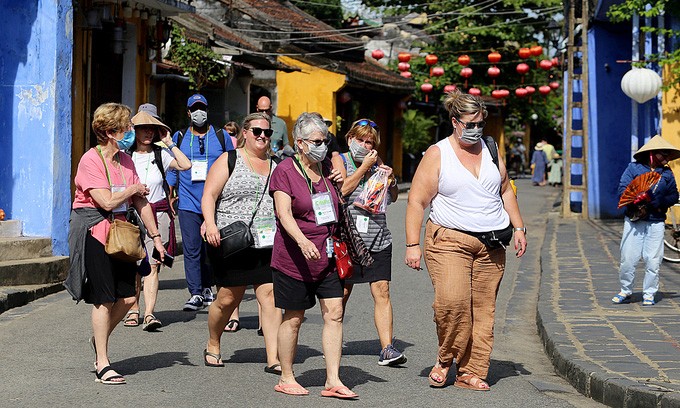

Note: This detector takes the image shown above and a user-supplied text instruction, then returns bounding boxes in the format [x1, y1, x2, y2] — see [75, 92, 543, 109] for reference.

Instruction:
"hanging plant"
[168, 26, 228, 91]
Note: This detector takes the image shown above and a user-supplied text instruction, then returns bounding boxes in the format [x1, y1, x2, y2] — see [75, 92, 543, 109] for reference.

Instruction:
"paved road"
[0, 178, 602, 407]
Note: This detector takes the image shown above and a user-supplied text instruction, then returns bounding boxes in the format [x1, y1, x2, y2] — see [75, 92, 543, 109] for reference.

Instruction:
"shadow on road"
[116, 351, 195, 374]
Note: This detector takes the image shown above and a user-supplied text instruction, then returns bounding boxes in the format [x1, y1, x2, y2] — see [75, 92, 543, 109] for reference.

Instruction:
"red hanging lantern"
[487, 67, 500, 77]
[488, 52, 501, 64]
[425, 54, 438, 66]
[525, 86, 536, 95]
[468, 88, 481, 96]
[518, 48, 531, 59]
[549, 81, 560, 90]
[516, 63, 530, 75]
[460, 67, 473, 88]
[444, 84, 457, 93]
[431, 67, 445, 77]
[492, 90, 504, 99]
[371, 49, 384, 61]
[398, 62, 410, 72]
[500, 89, 510, 98]
[539, 85, 551, 95]
[539, 59, 553, 70]
[398, 52, 411, 63]
[458, 55, 471, 66]
[552, 57, 560, 67]
[515, 88, 528, 98]
[530, 45, 543, 57]
[421, 81, 433, 102]
[400, 71, 412, 78]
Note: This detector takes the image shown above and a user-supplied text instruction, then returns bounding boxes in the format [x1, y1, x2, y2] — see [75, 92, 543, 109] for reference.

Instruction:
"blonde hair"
[443, 89, 487, 121]
[241, 112, 272, 149]
[92, 103, 132, 144]
[346, 118, 380, 147]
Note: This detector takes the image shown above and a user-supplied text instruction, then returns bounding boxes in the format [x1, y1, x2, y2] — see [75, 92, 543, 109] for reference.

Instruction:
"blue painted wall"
[0, 1, 73, 254]
[588, 21, 659, 219]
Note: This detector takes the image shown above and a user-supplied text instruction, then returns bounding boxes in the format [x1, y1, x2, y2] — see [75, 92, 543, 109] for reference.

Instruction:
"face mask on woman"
[303, 141, 328, 163]
[459, 127, 483, 145]
[116, 129, 136, 150]
[190, 110, 208, 127]
[349, 139, 370, 162]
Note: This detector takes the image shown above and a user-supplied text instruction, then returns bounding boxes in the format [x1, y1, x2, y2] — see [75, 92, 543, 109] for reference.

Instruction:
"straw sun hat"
[633, 135, 680, 162]
[131, 111, 171, 134]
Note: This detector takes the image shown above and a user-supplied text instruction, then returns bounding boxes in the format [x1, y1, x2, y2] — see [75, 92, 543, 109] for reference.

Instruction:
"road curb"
[0, 282, 65, 314]
[537, 217, 680, 408]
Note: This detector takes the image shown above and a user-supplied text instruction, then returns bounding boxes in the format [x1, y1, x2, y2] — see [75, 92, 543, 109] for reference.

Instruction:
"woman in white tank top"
[404, 89, 527, 390]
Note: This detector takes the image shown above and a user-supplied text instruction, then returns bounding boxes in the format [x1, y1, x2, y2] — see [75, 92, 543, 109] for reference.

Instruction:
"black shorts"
[208, 246, 273, 287]
[345, 244, 392, 284]
[272, 268, 343, 310]
[82, 233, 137, 305]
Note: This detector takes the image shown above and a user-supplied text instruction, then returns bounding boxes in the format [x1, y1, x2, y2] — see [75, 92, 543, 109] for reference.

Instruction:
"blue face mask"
[116, 130, 136, 150]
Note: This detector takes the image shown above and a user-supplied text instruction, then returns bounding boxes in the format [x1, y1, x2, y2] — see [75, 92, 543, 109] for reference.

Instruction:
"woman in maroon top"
[269, 113, 357, 399]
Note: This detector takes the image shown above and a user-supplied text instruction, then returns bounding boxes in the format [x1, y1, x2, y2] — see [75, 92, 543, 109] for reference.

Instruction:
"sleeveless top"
[215, 150, 276, 248]
[429, 138, 509, 232]
[342, 153, 393, 252]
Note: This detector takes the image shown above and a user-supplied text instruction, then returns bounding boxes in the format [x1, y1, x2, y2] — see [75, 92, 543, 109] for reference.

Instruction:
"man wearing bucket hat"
[126, 109, 191, 330]
[612, 135, 680, 306]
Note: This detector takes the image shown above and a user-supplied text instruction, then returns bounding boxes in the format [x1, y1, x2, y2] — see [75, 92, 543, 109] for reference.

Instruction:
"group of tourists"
[66, 89, 529, 397]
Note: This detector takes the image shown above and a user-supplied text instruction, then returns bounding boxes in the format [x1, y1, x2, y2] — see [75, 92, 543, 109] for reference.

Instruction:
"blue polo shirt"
[169, 125, 233, 214]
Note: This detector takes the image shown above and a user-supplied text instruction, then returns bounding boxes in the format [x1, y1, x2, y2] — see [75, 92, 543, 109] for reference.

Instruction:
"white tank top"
[429, 138, 510, 232]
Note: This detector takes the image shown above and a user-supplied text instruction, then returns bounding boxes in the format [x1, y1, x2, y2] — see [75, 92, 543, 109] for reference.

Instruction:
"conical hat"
[131, 111, 171, 133]
[633, 135, 680, 162]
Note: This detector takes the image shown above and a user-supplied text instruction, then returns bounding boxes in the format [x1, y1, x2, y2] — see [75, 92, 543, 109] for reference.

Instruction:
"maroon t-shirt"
[269, 157, 340, 282]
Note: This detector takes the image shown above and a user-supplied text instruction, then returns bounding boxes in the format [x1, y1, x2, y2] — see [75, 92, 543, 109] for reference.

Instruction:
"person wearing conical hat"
[125, 109, 192, 331]
[612, 135, 680, 306]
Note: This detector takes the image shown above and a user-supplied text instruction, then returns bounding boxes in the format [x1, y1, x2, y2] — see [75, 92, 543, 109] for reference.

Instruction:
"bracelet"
[166, 143, 176, 149]
[150, 233, 161, 239]
[513, 227, 527, 234]
[405, 243, 419, 247]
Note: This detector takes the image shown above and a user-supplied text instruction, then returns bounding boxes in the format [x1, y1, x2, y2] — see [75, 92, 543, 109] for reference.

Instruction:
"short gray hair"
[292, 112, 327, 142]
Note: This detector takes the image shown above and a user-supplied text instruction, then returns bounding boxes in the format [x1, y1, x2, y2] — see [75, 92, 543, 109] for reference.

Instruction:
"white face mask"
[349, 139, 370, 162]
[190, 110, 207, 127]
[303, 141, 328, 163]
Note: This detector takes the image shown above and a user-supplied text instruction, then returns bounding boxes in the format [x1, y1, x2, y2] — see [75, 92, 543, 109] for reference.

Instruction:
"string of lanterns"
[372, 46, 562, 103]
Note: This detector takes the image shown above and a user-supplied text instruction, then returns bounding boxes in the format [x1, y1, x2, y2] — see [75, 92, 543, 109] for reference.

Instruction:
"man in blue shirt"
[168, 94, 234, 311]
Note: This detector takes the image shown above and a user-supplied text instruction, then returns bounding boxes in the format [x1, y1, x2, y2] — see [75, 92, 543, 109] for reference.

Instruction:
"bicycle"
[663, 203, 680, 262]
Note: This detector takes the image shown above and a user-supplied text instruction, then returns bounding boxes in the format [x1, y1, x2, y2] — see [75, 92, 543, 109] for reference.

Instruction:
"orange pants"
[424, 220, 505, 379]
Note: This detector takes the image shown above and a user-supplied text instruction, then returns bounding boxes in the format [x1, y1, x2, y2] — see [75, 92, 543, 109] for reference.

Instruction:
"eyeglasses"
[256, 108, 272, 113]
[305, 139, 329, 147]
[454, 118, 486, 129]
[354, 119, 379, 130]
[249, 127, 273, 137]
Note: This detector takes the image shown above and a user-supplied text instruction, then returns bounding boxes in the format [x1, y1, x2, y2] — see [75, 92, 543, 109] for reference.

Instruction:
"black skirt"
[345, 244, 392, 284]
[208, 246, 273, 287]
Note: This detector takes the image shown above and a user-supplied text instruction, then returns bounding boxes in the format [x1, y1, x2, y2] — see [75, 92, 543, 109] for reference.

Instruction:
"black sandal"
[224, 319, 241, 332]
[95, 365, 126, 385]
[203, 349, 225, 367]
[264, 363, 282, 375]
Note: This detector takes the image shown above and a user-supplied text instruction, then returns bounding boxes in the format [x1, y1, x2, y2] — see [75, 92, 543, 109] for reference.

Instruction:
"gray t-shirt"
[271, 115, 289, 148]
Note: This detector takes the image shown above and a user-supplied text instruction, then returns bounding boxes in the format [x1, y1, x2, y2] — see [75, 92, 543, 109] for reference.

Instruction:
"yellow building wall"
[276, 56, 347, 143]
[662, 64, 680, 187]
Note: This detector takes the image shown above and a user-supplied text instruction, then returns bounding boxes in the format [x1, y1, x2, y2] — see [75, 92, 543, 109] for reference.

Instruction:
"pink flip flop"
[321, 385, 358, 399]
[274, 383, 309, 396]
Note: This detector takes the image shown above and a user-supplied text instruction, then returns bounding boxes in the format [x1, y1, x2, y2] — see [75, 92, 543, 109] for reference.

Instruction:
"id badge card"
[356, 215, 370, 234]
[311, 192, 337, 226]
[254, 217, 276, 248]
[111, 185, 127, 213]
[191, 160, 208, 181]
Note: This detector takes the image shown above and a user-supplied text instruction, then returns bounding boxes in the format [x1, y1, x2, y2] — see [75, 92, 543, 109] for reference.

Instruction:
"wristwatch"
[514, 227, 527, 234]
[166, 143, 176, 150]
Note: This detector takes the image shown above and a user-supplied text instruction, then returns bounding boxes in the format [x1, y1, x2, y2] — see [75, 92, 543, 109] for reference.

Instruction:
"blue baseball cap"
[187, 94, 208, 108]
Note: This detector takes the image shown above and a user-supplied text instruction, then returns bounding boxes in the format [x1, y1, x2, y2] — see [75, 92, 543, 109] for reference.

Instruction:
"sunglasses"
[256, 108, 272, 113]
[305, 138, 329, 147]
[455, 118, 486, 129]
[249, 127, 273, 137]
[355, 119, 379, 130]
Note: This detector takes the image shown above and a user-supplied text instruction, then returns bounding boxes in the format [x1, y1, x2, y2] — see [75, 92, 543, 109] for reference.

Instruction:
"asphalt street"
[0, 178, 604, 407]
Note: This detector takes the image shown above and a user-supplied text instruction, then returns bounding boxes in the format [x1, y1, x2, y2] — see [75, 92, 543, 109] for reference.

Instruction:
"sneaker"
[183, 295, 204, 311]
[378, 344, 407, 366]
[202, 288, 215, 306]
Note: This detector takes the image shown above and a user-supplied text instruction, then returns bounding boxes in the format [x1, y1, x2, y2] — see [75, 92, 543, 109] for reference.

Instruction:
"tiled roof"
[344, 57, 414, 93]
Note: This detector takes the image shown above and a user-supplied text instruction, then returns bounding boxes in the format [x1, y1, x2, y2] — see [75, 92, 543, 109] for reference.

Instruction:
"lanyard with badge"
[96, 146, 127, 214]
[347, 153, 371, 234]
[293, 156, 337, 258]
[190, 131, 209, 181]
[243, 149, 276, 247]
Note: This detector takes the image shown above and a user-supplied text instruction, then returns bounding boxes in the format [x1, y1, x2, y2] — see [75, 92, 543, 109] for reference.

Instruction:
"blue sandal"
[611, 293, 631, 304]
[642, 297, 656, 306]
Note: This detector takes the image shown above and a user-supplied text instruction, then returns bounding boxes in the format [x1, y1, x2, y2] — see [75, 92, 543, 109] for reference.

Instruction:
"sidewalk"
[538, 213, 680, 407]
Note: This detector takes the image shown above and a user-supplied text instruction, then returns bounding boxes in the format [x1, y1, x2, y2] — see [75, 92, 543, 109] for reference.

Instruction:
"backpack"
[482, 135, 516, 196]
[126, 145, 171, 201]
[175, 127, 229, 153]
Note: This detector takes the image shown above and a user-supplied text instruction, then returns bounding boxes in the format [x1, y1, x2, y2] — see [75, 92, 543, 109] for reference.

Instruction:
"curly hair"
[443, 89, 487, 121]
[91, 103, 132, 144]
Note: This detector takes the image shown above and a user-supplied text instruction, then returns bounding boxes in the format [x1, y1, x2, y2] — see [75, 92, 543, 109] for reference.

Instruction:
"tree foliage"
[401, 109, 437, 153]
[291, 0, 344, 28]
[167, 26, 227, 92]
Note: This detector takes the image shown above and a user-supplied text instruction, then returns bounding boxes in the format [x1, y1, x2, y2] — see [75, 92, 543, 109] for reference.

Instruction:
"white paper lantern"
[620, 67, 662, 104]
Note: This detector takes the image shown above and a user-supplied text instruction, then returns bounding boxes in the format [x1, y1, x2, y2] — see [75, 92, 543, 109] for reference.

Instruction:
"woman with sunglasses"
[268, 113, 356, 398]
[201, 112, 282, 374]
[405, 89, 527, 390]
[339, 118, 404, 366]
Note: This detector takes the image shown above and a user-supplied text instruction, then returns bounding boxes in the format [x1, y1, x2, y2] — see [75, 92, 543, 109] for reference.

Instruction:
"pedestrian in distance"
[65, 102, 166, 385]
[531, 142, 548, 186]
[404, 89, 527, 390]
[124, 107, 191, 331]
[339, 118, 406, 366]
[167, 94, 235, 312]
[223, 121, 239, 148]
[201, 112, 282, 372]
[612, 135, 680, 306]
[269, 112, 357, 399]
[256, 96, 289, 153]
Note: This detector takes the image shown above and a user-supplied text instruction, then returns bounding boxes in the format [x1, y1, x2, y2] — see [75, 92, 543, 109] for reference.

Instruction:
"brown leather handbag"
[105, 219, 146, 262]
